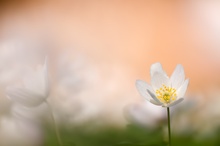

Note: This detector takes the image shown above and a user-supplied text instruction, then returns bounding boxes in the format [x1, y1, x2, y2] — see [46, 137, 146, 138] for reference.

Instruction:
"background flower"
[124, 101, 165, 128]
[6, 58, 49, 107]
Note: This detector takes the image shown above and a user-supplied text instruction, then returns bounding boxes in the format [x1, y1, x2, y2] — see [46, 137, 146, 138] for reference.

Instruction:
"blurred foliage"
[43, 123, 220, 146]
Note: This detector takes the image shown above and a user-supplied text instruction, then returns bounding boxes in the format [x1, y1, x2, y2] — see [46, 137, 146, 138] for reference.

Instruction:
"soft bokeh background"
[0, 1, 220, 146]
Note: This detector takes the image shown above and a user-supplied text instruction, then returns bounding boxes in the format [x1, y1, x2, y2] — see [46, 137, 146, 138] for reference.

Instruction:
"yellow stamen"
[155, 84, 177, 104]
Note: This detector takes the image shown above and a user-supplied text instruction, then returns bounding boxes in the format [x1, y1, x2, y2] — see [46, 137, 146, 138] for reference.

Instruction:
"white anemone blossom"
[136, 63, 189, 107]
[6, 57, 49, 107]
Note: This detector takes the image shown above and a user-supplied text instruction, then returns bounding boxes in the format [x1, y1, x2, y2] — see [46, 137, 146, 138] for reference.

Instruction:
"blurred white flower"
[124, 102, 165, 128]
[0, 116, 43, 146]
[6, 57, 49, 107]
[136, 63, 189, 107]
[171, 97, 198, 134]
[11, 103, 48, 124]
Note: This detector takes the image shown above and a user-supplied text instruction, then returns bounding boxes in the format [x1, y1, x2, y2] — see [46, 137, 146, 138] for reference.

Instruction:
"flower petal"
[135, 80, 154, 101]
[12, 103, 47, 122]
[170, 64, 185, 89]
[165, 98, 184, 107]
[147, 89, 162, 104]
[6, 86, 46, 107]
[43, 56, 49, 97]
[177, 79, 189, 98]
[151, 72, 169, 91]
[23, 57, 49, 97]
[150, 62, 167, 78]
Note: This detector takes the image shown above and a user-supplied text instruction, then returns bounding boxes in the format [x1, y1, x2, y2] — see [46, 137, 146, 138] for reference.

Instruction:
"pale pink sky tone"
[0, 0, 220, 94]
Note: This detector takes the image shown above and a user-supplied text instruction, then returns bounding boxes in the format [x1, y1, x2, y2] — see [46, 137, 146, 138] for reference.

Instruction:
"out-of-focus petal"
[12, 103, 47, 123]
[6, 86, 45, 107]
[42, 56, 49, 97]
[170, 64, 185, 89]
[150, 62, 167, 78]
[23, 56, 49, 97]
[177, 79, 189, 98]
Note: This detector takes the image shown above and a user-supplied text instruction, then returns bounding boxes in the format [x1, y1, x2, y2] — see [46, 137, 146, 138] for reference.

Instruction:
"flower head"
[136, 63, 189, 107]
[6, 57, 49, 107]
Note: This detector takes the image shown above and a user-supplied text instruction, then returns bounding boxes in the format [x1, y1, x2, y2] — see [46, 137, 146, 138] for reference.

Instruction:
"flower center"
[155, 84, 177, 104]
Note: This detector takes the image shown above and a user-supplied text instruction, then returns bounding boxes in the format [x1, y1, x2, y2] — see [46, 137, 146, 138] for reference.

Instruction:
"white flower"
[136, 63, 189, 107]
[6, 57, 49, 107]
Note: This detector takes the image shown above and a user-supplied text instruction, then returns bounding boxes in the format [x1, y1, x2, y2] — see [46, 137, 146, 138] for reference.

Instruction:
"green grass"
[43, 123, 220, 146]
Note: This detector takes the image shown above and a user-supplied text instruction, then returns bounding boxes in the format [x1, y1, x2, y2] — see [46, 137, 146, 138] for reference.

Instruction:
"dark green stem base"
[167, 107, 171, 146]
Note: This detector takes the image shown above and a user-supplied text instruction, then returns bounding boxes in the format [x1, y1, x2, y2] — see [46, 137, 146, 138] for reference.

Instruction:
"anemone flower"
[6, 57, 63, 146]
[136, 63, 189, 107]
[6, 57, 49, 107]
[135, 62, 189, 146]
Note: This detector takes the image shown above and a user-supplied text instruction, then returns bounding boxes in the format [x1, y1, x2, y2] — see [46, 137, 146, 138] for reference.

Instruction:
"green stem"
[167, 107, 171, 146]
[45, 100, 63, 146]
